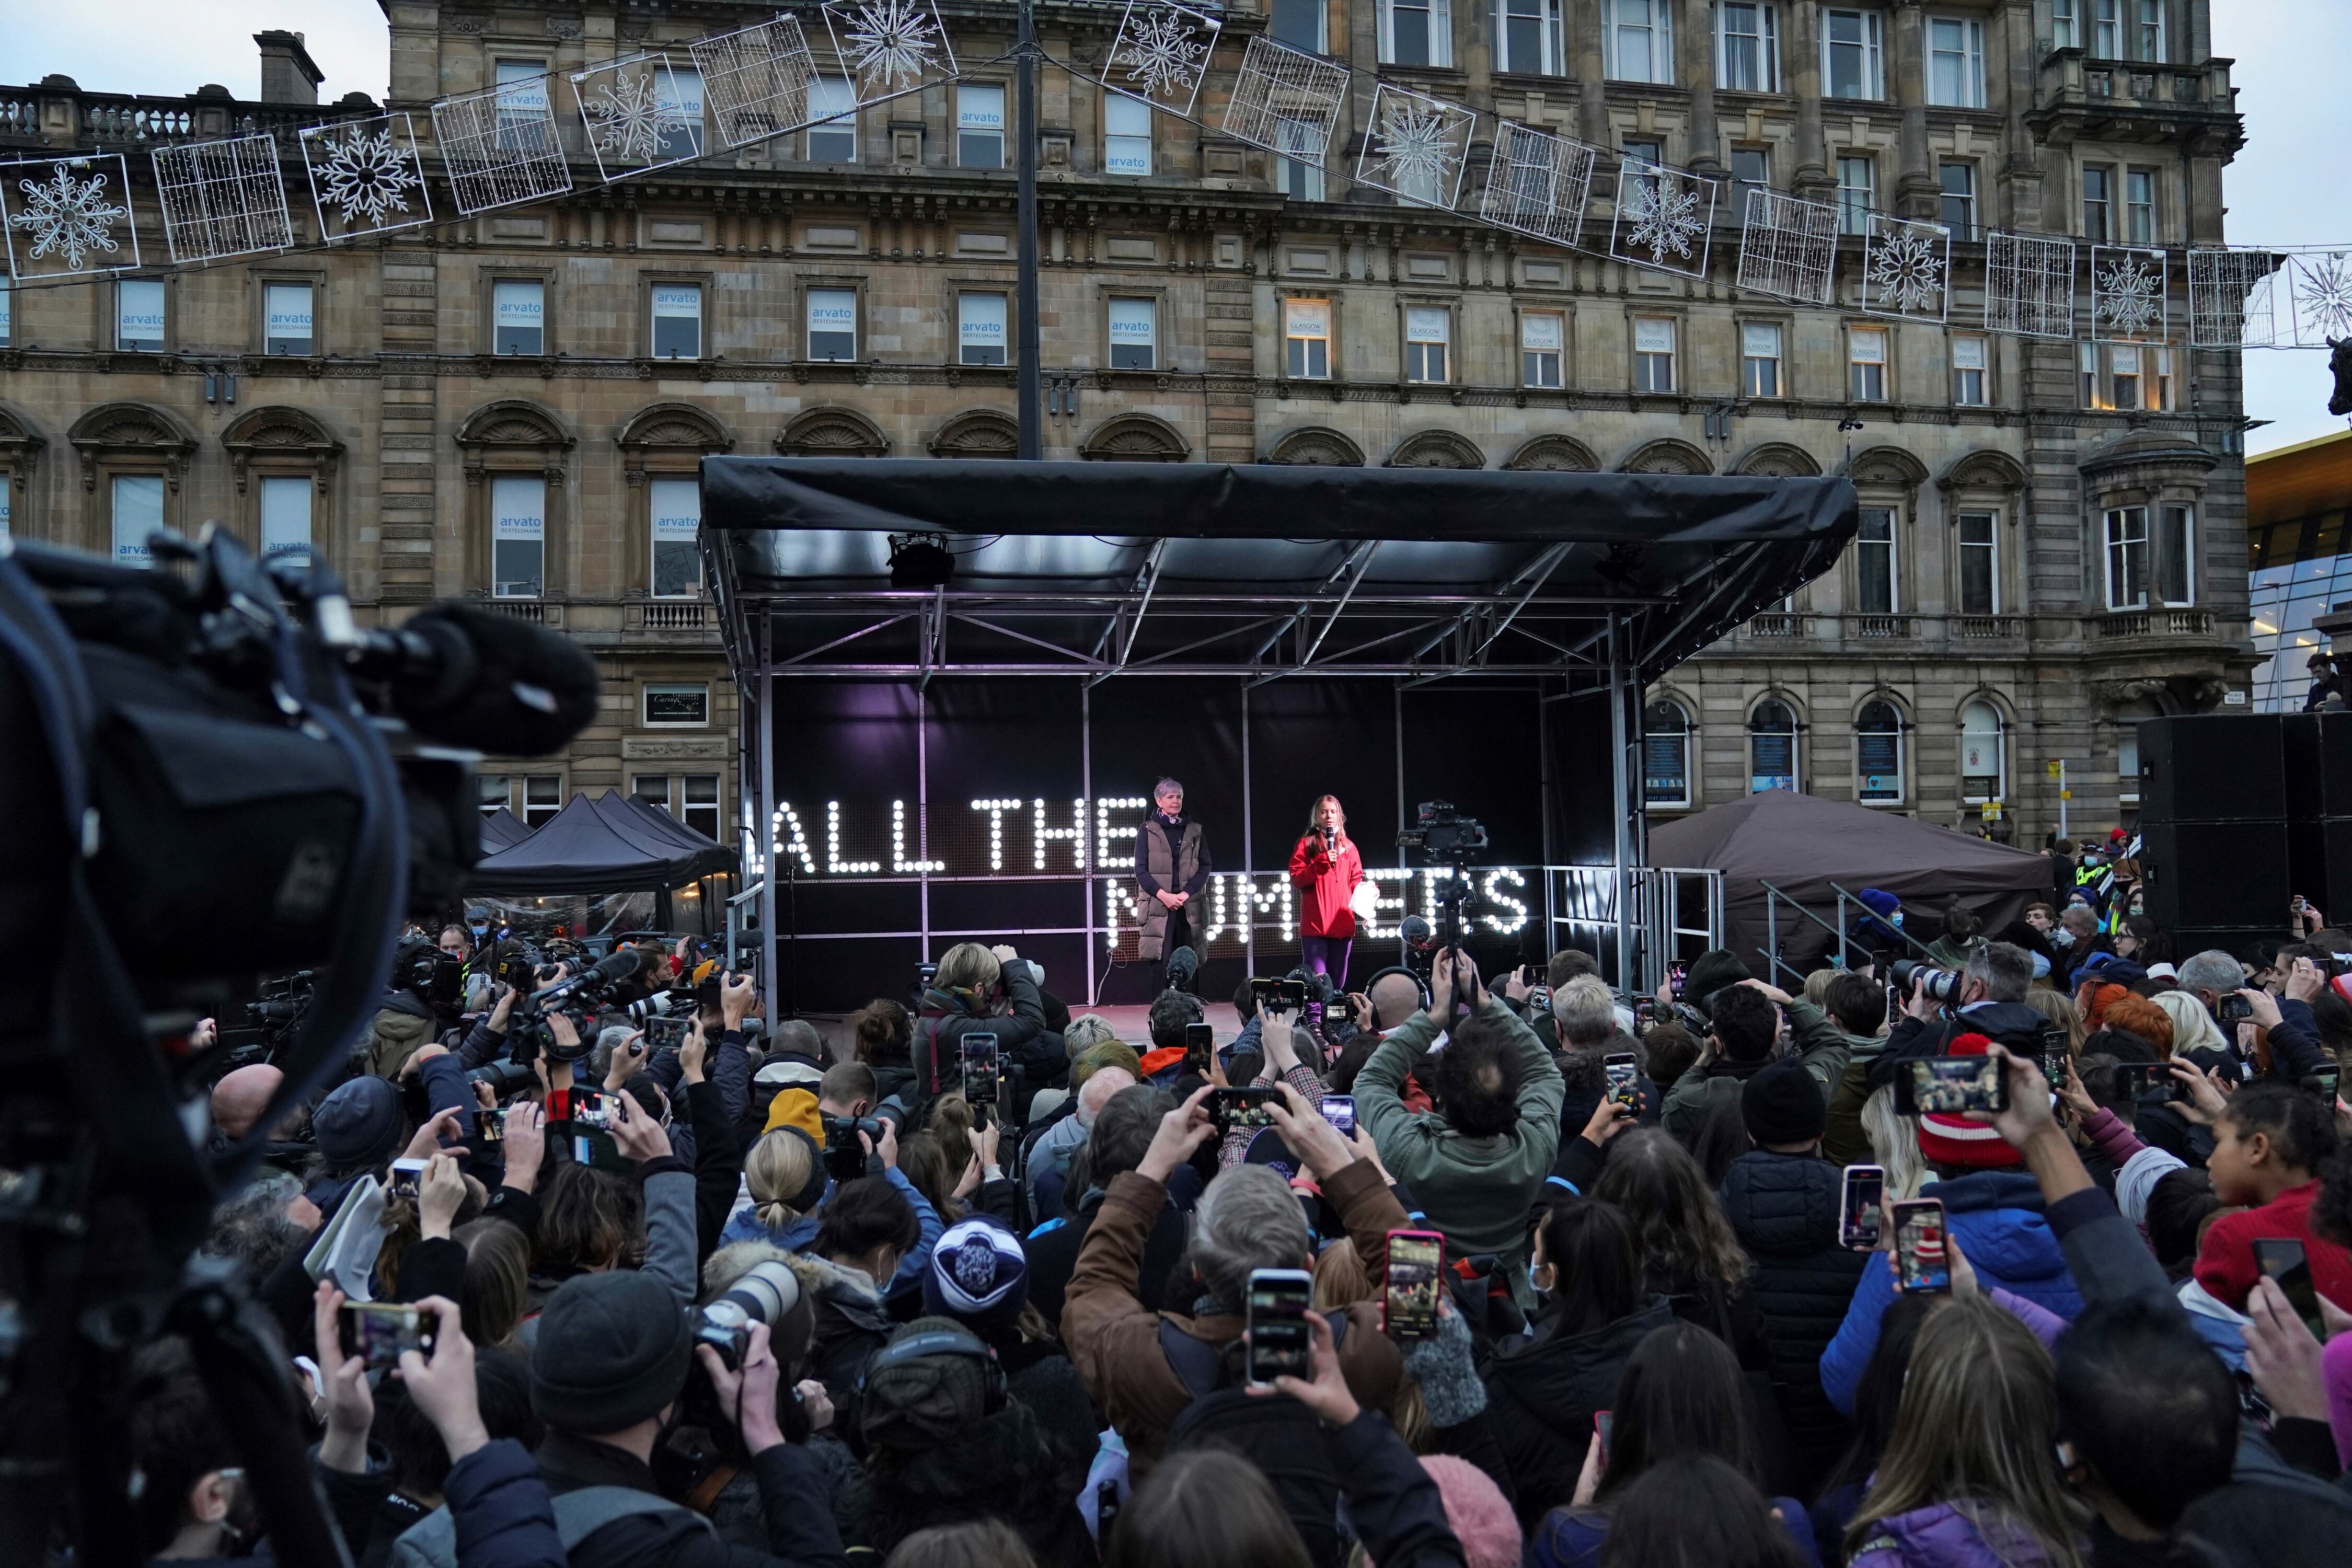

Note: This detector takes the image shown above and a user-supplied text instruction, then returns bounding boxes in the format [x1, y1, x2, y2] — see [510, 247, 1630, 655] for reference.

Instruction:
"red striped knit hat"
[1913, 1033, 2023, 1169]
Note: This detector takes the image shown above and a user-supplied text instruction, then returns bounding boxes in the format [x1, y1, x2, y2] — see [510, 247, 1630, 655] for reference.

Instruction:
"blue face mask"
[469, 924, 489, 938]
[2051, 927, 2076, 949]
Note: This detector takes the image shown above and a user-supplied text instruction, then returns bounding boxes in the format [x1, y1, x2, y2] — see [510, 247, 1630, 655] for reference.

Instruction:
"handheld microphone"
[345, 601, 601, 756]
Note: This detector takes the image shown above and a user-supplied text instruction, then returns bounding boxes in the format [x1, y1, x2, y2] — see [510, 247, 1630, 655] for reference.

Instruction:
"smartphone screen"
[388, 1158, 426, 1200]
[2313, 1066, 2342, 1107]
[1667, 961, 1689, 1000]
[1891, 1200, 1952, 1294]
[2255, 1238, 2327, 1339]
[1603, 1052, 1639, 1109]
[1594, 1410, 1613, 1457]
[1209, 1086, 1278, 1131]
[1384, 1230, 1443, 1342]
[1246, 1269, 1315, 1386]
[1321, 1094, 1356, 1135]
[961, 1030, 1001, 1106]
[1184, 1021, 1215, 1077]
[342, 1301, 434, 1367]
[1900, 1056, 2009, 1116]
[1840, 1165, 1885, 1250]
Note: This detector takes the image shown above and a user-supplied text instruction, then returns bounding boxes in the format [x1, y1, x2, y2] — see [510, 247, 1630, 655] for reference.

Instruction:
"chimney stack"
[255, 30, 323, 105]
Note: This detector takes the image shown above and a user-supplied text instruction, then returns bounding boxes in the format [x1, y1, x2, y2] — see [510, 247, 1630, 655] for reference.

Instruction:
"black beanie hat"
[1683, 949, 1753, 1008]
[1741, 1059, 1827, 1147]
[531, 1272, 694, 1434]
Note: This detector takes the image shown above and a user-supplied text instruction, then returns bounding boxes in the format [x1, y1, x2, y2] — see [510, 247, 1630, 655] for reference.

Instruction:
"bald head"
[1369, 972, 1424, 1029]
[1076, 1066, 1138, 1128]
[211, 1064, 285, 1140]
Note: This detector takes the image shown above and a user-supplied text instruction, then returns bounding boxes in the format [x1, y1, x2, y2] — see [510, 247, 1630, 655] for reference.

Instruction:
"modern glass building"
[2249, 431, 2352, 712]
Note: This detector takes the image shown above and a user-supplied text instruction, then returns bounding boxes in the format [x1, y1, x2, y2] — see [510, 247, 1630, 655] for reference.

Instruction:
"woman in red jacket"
[1289, 794, 1366, 989]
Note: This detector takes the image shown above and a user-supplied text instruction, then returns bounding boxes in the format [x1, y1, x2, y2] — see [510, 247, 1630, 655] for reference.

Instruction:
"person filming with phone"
[1289, 794, 1368, 993]
[914, 941, 1067, 1122]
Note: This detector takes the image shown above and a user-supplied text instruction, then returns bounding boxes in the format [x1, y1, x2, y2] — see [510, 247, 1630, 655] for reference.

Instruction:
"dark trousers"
[1156, 902, 1202, 989]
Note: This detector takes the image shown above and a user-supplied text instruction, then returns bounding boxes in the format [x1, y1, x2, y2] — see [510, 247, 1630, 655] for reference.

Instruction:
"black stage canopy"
[467, 790, 736, 895]
[700, 459, 1856, 687]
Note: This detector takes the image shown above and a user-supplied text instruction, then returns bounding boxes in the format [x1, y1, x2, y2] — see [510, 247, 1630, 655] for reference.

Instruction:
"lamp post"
[1016, 0, 1042, 458]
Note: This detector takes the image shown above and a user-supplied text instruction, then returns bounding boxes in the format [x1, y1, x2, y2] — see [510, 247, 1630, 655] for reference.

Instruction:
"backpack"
[1160, 1318, 1351, 1568]
[390, 1485, 711, 1568]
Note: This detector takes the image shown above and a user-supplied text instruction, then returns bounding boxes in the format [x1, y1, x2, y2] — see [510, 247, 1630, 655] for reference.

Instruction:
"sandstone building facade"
[0, 0, 2253, 859]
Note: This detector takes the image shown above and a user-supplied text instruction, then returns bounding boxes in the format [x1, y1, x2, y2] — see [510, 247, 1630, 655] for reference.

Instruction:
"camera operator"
[2174, 948, 2332, 1085]
[913, 942, 1067, 1122]
[368, 934, 465, 1079]
[1883, 941, 2048, 1061]
[1659, 972, 1850, 1144]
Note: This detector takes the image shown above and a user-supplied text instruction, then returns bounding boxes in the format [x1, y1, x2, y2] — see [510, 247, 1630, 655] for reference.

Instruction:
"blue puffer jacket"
[1819, 1171, 2084, 1415]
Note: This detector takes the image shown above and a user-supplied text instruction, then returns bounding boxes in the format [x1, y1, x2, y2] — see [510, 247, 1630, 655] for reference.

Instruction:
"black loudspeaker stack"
[2134, 712, 2352, 959]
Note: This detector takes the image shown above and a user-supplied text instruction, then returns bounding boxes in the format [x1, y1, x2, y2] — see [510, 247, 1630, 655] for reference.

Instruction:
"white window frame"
[956, 84, 1006, 169]
[806, 286, 858, 362]
[522, 774, 563, 828]
[2104, 504, 2149, 609]
[2091, 0, 2119, 58]
[1957, 510, 2000, 614]
[0, 279, 11, 347]
[1823, 8, 1886, 100]
[1644, 699, 1694, 810]
[117, 278, 165, 352]
[1748, 699, 1801, 794]
[633, 774, 674, 813]
[1380, 0, 1455, 67]
[1952, 332, 1989, 406]
[959, 291, 1008, 366]
[806, 76, 856, 162]
[259, 474, 313, 565]
[1855, 700, 1906, 805]
[1271, 0, 1330, 51]
[1716, 1, 1780, 92]
[478, 774, 512, 816]
[1104, 93, 1152, 177]
[1742, 321, 1783, 397]
[490, 474, 546, 600]
[1837, 155, 1875, 235]
[1633, 315, 1676, 393]
[2051, 0, 2078, 51]
[650, 281, 703, 360]
[1960, 701, 2008, 804]
[2157, 504, 2196, 607]
[2132, 0, 2164, 62]
[1849, 326, 1888, 402]
[642, 682, 711, 729]
[1606, 0, 1675, 85]
[111, 472, 164, 569]
[649, 475, 701, 598]
[1854, 505, 1898, 614]
[1404, 305, 1450, 384]
[1494, 0, 1564, 74]
[263, 282, 314, 355]
[2125, 167, 2157, 246]
[1286, 298, 1332, 379]
[493, 279, 544, 355]
[2082, 162, 2113, 243]
[1520, 310, 1564, 388]
[1927, 16, 1986, 108]
[1108, 296, 1158, 371]
[1939, 160, 1977, 240]
[683, 774, 722, 841]
[1276, 118, 1324, 201]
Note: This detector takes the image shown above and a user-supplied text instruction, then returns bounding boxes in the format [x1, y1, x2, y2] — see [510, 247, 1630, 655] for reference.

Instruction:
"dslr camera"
[1889, 959, 1963, 1005]
[696, 1259, 802, 1371]
[1397, 800, 1488, 859]
[821, 1114, 882, 1183]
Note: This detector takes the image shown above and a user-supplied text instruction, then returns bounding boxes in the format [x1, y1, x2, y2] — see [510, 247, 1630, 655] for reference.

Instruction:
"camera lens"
[712, 1259, 801, 1329]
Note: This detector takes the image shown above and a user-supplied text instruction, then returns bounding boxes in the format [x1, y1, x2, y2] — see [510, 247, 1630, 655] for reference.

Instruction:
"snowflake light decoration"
[1608, 158, 1714, 279]
[1862, 215, 1950, 321]
[2090, 248, 2167, 341]
[1355, 84, 1473, 210]
[824, 0, 954, 104]
[2291, 251, 2352, 345]
[572, 55, 701, 179]
[301, 114, 430, 240]
[1, 156, 136, 278]
[1103, 1, 1219, 116]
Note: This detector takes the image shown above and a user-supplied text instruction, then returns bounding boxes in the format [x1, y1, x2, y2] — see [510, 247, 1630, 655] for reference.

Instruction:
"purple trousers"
[1302, 936, 1351, 990]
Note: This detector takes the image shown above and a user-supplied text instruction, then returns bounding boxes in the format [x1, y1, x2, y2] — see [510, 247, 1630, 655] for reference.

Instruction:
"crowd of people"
[131, 886, 2352, 1568]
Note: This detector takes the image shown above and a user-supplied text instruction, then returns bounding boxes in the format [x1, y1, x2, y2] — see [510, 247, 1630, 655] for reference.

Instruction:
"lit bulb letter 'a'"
[893, 800, 942, 872]
[827, 800, 881, 873]
[773, 803, 817, 875]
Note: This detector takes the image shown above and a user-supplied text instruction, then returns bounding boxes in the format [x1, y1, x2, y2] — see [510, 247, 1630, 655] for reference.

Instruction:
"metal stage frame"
[698, 457, 1855, 998]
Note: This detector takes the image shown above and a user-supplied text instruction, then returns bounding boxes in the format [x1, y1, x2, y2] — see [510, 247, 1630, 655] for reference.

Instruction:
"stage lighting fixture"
[888, 533, 956, 589]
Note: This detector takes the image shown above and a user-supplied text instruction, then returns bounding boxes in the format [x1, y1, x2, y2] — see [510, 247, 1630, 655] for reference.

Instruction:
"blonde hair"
[1065, 1013, 1120, 1056]
[745, 1127, 818, 1232]
[1803, 969, 1841, 1009]
[1847, 1296, 2086, 1568]
[934, 942, 1002, 996]
[2021, 988, 2085, 1057]
[1312, 1238, 1373, 1311]
[1862, 1085, 1928, 1202]
[1304, 795, 1349, 843]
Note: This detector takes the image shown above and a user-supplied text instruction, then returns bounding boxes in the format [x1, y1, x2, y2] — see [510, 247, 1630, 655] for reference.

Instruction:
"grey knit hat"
[531, 1272, 694, 1434]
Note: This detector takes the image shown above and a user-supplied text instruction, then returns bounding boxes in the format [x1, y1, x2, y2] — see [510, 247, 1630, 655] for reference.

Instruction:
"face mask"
[2051, 928, 2076, 949]
[470, 924, 488, 938]
[1892, 912, 1905, 928]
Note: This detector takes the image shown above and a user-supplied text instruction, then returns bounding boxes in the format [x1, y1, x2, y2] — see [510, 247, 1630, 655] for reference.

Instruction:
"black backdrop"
[768, 675, 1586, 1013]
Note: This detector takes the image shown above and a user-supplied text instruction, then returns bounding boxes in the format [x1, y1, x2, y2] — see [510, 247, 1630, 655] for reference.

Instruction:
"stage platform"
[799, 1001, 1250, 1063]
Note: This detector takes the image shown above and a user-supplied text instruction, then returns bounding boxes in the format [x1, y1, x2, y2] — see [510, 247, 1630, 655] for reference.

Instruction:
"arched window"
[1644, 700, 1693, 809]
[1856, 699, 1905, 805]
[1961, 700, 2007, 804]
[1748, 698, 1800, 793]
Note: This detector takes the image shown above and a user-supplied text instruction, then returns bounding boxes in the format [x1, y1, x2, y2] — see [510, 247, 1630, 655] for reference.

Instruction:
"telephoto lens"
[697, 1259, 803, 1370]
[1889, 959, 1963, 1004]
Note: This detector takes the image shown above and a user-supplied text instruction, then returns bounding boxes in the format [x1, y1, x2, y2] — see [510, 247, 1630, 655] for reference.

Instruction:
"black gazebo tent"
[467, 790, 735, 895]
[478, 807, 531, 853]
[699, 458, 1857, 999]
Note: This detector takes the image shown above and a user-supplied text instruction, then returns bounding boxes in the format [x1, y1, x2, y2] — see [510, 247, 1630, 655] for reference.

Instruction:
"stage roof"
[700, 458, 1857, 688]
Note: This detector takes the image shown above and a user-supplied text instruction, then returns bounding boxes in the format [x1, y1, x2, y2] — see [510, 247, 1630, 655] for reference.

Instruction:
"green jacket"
[1659, 996, 1852, 1144]
[1356, 998, 1565, 1262]
[1821, 1029, 1891, 1168]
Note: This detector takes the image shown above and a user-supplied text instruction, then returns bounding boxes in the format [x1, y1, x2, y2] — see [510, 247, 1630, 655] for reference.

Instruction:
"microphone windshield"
[587, 947, 648, 987]
[394, 602, 601, 756]
[1400, 916, 1434, 950]
[1167, 944, 1201, 990]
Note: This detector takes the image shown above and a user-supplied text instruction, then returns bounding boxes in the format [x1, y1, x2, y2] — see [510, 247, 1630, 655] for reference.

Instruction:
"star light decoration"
[1, 155, 137, 278]
[824, 0, 955, 104]
[1607, 158, 1714, 279]
[572, 55, 701, 179]
[1355, 83, 1474, 210]
[301, 114, 431, 240]
[2291, 250, 2352, 345]
[1861, 214, 1951, 321]
[2091, 247, 2167, 342]
[1102, 0, 1220, 117]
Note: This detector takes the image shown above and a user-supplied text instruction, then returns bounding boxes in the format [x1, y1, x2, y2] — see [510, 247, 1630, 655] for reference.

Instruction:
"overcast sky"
[11, 0, 2352, 454]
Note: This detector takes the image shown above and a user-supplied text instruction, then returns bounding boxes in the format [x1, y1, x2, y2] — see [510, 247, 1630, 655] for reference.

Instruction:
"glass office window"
[264, 282, 314, 354]
[650, 476, 700, 597]
[259, 475, 312, 564]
